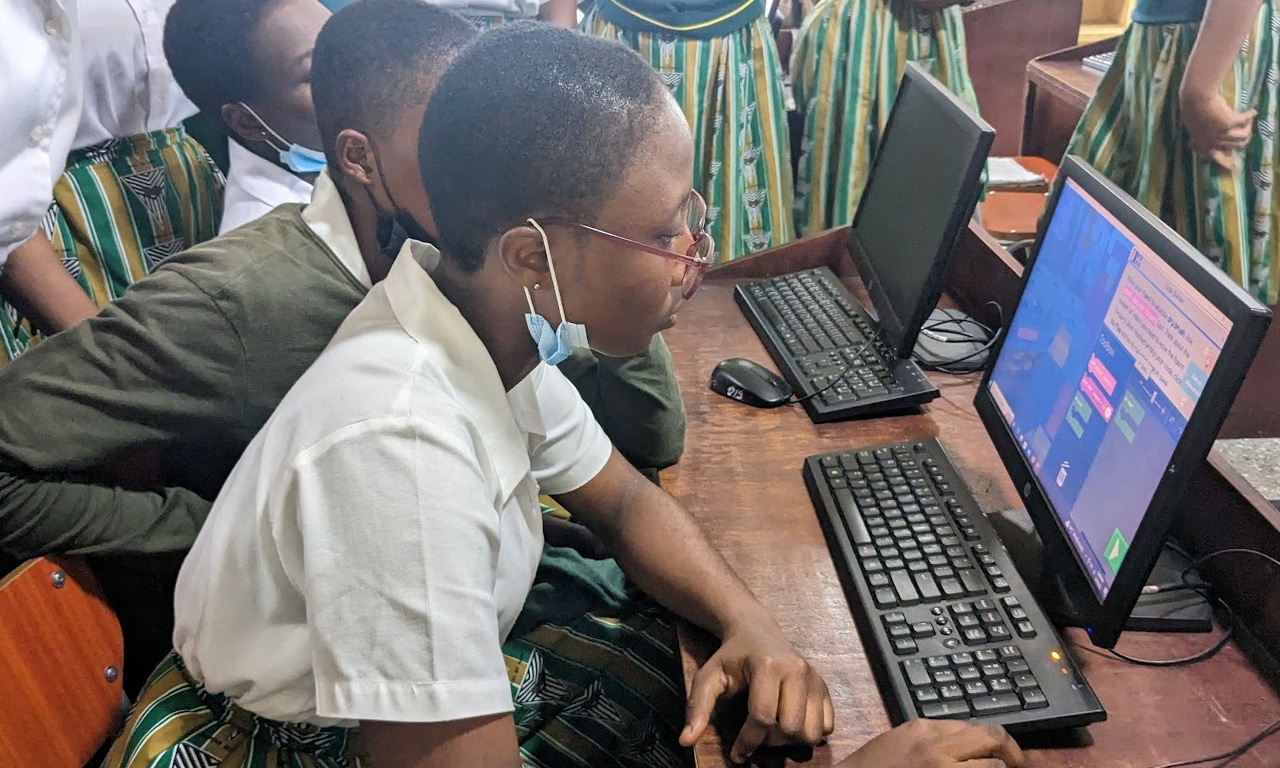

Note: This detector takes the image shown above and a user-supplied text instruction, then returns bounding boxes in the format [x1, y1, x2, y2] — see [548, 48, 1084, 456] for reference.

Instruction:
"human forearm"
[0, 463, 211, 559]
[1182, 0, 1265, 99]
[0, 230, 97, 334]
[561, 455, 774, 638]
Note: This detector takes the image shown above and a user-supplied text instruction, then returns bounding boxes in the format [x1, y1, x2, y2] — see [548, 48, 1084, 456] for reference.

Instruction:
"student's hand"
[1180, 89, 1255, 171]
[680, 623, 834, 763]
[542, 516, 610, 558]
[836, 719, 1025, 768]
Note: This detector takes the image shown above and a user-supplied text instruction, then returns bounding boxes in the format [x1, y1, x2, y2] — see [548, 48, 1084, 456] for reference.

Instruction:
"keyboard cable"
[788, 329, 885, 408]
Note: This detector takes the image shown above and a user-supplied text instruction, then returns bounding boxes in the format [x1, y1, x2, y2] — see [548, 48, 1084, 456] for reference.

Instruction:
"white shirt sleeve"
[289, 411, 515, 724]
[527, 364, 614, 495]
[0, 0, 82, 267]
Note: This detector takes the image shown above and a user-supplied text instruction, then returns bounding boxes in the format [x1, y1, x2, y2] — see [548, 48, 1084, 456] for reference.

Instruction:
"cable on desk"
[1148, 715, 1280, 768]
[1099, 547, 1280, 667]
[788, 330, 884, 407]
[914, 300, 1005, 375]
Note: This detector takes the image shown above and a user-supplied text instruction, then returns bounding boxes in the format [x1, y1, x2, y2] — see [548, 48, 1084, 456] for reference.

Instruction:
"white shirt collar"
[381, 243, 531, 499]
[301, 170, 372, 289]
[221, 142, 314, 224]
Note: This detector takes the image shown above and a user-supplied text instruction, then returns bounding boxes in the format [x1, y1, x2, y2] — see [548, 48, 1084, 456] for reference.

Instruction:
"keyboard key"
[949, 652, 973, 665]
[926, 655, 950, 669]
[989, 677, 1014, 693]
[974, 599, 997, 612]
[988, 624, 1012, 641]
[956, 665, 981, 682]
[908, 560, 929, 574]
[992, 577, 1011, 592]
[974, 649, 999, 663]
[939, 578, 964, 598]
[1009, 607, 1029, 621]
[956, 614, 980, 629]
[890, 570, 920, 605]
[884, 558, 906, 571]
[913, 572, 941, 601]
[1005, 659, 1030, 674]
[867, 572, 891, 589]
[834, 489, 871, 545]
[962, 628, 987, 645]
[873, 588, 897, 608]
[911, 622, 936, 638]
[893, 638, 918, 655]
[979, 663, 1004, 679]
[932, 669, 957, 685]
[913, 687, 940, 704]
[970, 693, 1023, 717]
[889, 624, 912, 639]
[1000, 595, 1020, 608]
[959, 570, 987, 596]
[978, 611, 1001, 625]
[884, 612, 907, 624]
[902, 659, 932, 687]
[1012, 673, 1038, 690]
[999, 645, 1022, 659]
[1015, 621, 1037, 638]
[938, 683, 964, 701]
[864, 559, 885, 573]
[1020, 689, 1049, 709]
[920, 701, 972, 719]
[963, 681, 990, 697]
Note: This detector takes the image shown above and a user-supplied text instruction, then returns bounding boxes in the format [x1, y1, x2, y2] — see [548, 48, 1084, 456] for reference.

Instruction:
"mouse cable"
[1148, 714, 1280, 768]
[915, 301, 1005, 374]
[1106, 547, 1280, 667]
[789, 330, 885, 407]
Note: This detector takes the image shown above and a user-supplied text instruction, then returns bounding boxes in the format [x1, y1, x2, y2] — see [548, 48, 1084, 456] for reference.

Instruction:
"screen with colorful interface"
[986, 178, 1232, 600]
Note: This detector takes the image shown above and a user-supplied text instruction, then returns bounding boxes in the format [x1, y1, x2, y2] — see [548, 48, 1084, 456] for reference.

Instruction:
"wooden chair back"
[0, 556, 124, 767]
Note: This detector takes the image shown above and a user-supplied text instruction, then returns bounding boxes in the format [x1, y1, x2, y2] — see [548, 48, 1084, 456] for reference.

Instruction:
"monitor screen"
[851, 64, 993, 358]
[985, 177, 1232, 601]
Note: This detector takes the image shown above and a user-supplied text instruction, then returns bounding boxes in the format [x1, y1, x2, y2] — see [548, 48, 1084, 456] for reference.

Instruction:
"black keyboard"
[734, 268, 938, 422]
[803, 438, 1106, 732]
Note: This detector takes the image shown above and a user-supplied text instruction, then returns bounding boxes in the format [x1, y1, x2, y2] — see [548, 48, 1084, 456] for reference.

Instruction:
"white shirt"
[219, 141, 315, 235]
[0, 0, 82, 266]
[74, 0, 196, 149]
[173, 245, 613, 726]
[432, 0, 548, 18]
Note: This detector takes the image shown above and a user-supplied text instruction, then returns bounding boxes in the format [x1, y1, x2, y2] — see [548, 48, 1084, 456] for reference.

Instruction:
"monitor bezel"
[972, 156, 1272, 649]
[847, 62, 995, 360]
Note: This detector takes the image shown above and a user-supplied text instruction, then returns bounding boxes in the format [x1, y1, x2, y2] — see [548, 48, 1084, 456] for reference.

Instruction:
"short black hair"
[420, 23, 672, 271]
[311, 0, 478, 153]
[164, 0, 277, 132]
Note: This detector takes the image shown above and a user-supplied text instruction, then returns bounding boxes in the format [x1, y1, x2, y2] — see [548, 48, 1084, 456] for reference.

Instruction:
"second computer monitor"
[850, 62, 994, 359]
[974, 157, 1271, 648]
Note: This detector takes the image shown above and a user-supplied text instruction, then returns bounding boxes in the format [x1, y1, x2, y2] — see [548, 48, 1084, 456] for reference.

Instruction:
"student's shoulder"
[154, 205, 355, 298]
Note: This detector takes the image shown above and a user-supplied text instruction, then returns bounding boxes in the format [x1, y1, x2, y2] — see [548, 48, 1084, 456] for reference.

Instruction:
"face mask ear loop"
[237, 102, 290, 153]
[523, 285, 538, 315]
[527, 219, 568, 326]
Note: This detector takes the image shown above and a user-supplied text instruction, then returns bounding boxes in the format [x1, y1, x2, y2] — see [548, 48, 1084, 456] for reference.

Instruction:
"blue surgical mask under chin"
[523, 219, 589, 366]
[279, 144, 327, 174]
[238, 102, 327, 174]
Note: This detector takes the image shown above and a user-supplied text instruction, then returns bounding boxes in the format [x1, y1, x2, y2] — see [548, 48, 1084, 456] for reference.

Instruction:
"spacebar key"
[835, 489, 872, 545]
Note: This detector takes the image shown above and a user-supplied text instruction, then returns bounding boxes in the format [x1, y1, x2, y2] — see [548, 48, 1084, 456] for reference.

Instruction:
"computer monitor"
[974, 157, 1272, 649]
[850, 62, 994, 359]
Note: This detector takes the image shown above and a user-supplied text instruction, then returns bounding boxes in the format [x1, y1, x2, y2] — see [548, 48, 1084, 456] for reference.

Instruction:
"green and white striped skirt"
[791, 0, 977, 236]
[0, 125, 224, 365]
[583, 9, 795, 262]
[1066, 7, 1279, 306]
[103, 551, 689, 768]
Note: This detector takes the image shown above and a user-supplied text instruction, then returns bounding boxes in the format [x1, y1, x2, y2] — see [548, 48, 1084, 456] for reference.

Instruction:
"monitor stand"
[989, 509, 1213, 634]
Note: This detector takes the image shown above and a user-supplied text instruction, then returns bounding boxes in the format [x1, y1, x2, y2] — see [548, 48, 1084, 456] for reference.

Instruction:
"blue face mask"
[523, 219, 589, 366]
[239, 102, 326, 174]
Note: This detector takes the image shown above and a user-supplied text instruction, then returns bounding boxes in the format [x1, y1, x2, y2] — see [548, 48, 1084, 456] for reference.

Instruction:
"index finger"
[944, 723, 1025, 766]
[730, 669, 781, 763]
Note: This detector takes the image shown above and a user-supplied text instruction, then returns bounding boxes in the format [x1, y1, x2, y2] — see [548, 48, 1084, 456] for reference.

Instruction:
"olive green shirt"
[0, 204, 685, 560]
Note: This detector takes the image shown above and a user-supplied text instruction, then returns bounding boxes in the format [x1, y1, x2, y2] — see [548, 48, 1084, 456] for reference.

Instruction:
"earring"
[532, 283, 541, 290]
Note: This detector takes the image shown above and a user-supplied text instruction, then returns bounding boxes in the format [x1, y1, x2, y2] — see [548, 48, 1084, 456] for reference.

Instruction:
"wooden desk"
[1022, 40, 1115, 161]
[661, 232, 1280, 767]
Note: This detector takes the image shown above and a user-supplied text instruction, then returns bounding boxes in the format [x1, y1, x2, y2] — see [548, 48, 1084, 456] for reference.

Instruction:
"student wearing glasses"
[1066, 0, 1277, 305]
[790, 0, 979, 236]
[104, 23, 1025, 768]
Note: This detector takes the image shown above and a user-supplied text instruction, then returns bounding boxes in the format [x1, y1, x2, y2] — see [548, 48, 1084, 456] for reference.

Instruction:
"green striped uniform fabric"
[791, 0, 977, 236]
[1066, 5, 1279, 305]
[103, 564, 687, 768]
[0, 125, 224, 365]
[583, 8, 795, 262]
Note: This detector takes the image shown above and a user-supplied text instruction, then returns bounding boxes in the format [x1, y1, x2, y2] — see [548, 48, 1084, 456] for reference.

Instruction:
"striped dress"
[791, 0, 978, 236]
[583, 7, 795, 262]
[0, 126, 224, 365]
[1066, 2, 1279, 306]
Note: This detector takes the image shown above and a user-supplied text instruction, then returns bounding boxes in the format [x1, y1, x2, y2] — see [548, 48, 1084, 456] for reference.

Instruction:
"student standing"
[791, 0, 978, 235]
[1067, 0, 1276, 305]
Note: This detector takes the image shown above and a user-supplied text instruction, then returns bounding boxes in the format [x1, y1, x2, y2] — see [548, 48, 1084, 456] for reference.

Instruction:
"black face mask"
[365, 136, 437, 258]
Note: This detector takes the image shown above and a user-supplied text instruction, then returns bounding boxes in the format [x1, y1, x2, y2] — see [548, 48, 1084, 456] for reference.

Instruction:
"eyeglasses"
[538, 190, 713, 300]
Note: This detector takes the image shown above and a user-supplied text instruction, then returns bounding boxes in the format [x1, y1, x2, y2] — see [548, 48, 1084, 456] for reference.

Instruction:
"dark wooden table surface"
[660, 278, 1280, 768]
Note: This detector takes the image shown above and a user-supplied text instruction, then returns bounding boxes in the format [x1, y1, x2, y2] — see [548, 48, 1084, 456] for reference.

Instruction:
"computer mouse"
[709, 358, 793, 408]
